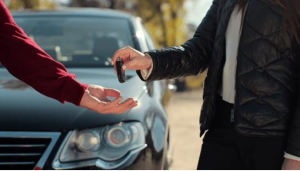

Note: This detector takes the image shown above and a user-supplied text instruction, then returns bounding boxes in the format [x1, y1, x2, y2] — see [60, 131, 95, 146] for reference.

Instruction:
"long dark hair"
[238, 0, 300, 45]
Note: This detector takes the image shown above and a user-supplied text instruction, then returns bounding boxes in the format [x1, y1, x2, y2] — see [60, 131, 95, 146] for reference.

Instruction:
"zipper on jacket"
[233, 1, 251, 123]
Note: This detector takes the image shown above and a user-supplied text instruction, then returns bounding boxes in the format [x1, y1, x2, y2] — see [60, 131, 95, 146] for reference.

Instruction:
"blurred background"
[3, 0, 211, 169]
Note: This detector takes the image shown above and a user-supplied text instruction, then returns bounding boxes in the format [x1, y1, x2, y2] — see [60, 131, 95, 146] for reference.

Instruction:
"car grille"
[0, 137, 50, 169]
[0, 132, 60, 170]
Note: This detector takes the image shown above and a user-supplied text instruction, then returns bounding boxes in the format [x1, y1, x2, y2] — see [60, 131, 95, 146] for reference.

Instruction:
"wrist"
[144, 53, 153, 70]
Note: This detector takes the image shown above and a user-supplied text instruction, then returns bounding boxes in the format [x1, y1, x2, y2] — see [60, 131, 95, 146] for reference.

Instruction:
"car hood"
[0, 68, 146, 132]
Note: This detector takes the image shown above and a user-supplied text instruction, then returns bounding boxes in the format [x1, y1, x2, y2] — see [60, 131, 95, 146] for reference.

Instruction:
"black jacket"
[137, 0, 300, 157]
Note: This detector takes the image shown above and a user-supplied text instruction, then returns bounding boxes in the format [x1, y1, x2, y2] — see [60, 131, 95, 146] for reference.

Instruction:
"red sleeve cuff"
[62, 75, 88, 106]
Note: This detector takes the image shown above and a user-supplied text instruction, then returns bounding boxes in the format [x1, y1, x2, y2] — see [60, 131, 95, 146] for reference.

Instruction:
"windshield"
[1, 16, 135, 68]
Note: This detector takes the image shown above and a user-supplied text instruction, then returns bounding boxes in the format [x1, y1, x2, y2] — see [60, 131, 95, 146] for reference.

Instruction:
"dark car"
[0, 9, 174, 170]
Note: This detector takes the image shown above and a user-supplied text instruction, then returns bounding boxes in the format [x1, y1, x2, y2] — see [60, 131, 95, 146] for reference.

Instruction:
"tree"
[135, 0, 187, 48]
[69, 0, 120, 9]
[69, 0, 101, 7]
[8, 0, 56, 10]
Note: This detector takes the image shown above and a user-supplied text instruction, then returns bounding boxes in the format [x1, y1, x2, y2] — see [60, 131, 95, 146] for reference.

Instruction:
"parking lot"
[165, 88, 204, 170]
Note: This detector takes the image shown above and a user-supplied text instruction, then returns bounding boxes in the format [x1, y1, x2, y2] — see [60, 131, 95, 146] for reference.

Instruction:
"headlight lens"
[106, 126, 130, 148]
[59, 122, 145, 162]
[76, 131, 100, 152]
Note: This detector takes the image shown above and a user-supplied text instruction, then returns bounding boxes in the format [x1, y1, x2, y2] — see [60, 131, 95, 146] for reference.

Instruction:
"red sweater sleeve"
[0, 1, 88, 106]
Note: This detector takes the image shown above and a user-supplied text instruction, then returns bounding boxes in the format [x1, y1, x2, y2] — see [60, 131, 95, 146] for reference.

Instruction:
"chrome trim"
[0, 131, 61, 169]
[0, 153, 41, 156]
[53, 131, 147, 170]
[0, 144, 46, 147]
[0, 162, 36, 165]
[52, 131, 73, 169]
[96, 145, 147, 170]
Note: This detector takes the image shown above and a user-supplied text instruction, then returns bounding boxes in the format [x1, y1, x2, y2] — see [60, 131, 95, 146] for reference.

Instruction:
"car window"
[0, 16, 135, 68]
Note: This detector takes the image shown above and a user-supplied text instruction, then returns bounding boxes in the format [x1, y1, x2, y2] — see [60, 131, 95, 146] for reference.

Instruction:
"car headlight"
[59, 122, 145, 163]
[105, 126, 130, 148]
[76, 131, 101, 152]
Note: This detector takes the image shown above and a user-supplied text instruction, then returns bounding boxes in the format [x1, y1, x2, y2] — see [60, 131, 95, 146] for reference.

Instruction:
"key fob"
[116, 57, 126, 83]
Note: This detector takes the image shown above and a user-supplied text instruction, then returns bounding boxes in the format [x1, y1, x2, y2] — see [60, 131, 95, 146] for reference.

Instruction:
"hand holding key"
[112, 46, 152, 74]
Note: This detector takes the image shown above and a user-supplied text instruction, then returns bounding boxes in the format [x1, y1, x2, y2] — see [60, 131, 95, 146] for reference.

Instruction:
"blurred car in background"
[0, 8, 175, 170]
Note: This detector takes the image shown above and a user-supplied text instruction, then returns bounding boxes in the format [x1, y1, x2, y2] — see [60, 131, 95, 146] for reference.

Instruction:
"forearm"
[0, 1, 87, 105]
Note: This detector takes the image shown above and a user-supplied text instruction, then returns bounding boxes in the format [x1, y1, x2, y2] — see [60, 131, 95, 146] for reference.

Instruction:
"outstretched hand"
[80, 85, 138, 114]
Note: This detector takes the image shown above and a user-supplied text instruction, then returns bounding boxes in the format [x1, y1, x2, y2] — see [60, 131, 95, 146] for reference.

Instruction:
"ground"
[165, 88, 204, 170]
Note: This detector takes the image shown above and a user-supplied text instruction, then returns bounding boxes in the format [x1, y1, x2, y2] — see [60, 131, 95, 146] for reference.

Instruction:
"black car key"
[116, 57, 126, 83]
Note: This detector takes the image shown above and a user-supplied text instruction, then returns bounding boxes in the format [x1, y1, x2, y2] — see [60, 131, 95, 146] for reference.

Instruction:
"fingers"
[112, 46, 133, 65]
[122, 57, 139, 70]
[96, 97, 122, 113]
[112, 47, 130, 75]
[112, 46, 151, 73]
[114, 98, 135, 112]
[104, 88, 121, 97]
[81, 87, 138, 114]
[98, 97, 138, 114]
[106, 96, 123, 108]
[114, 99, 138, 114]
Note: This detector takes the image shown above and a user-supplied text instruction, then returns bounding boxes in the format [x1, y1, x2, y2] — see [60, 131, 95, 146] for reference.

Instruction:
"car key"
[116, 57, 126, 83]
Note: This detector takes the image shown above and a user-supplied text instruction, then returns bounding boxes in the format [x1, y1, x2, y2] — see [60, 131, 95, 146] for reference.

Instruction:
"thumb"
[104, 88, 121, 97]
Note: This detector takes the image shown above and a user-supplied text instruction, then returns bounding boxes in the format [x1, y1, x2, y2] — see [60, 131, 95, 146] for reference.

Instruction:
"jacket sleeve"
[0, 1, 88, 106]
[137, 0, 220, 81]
